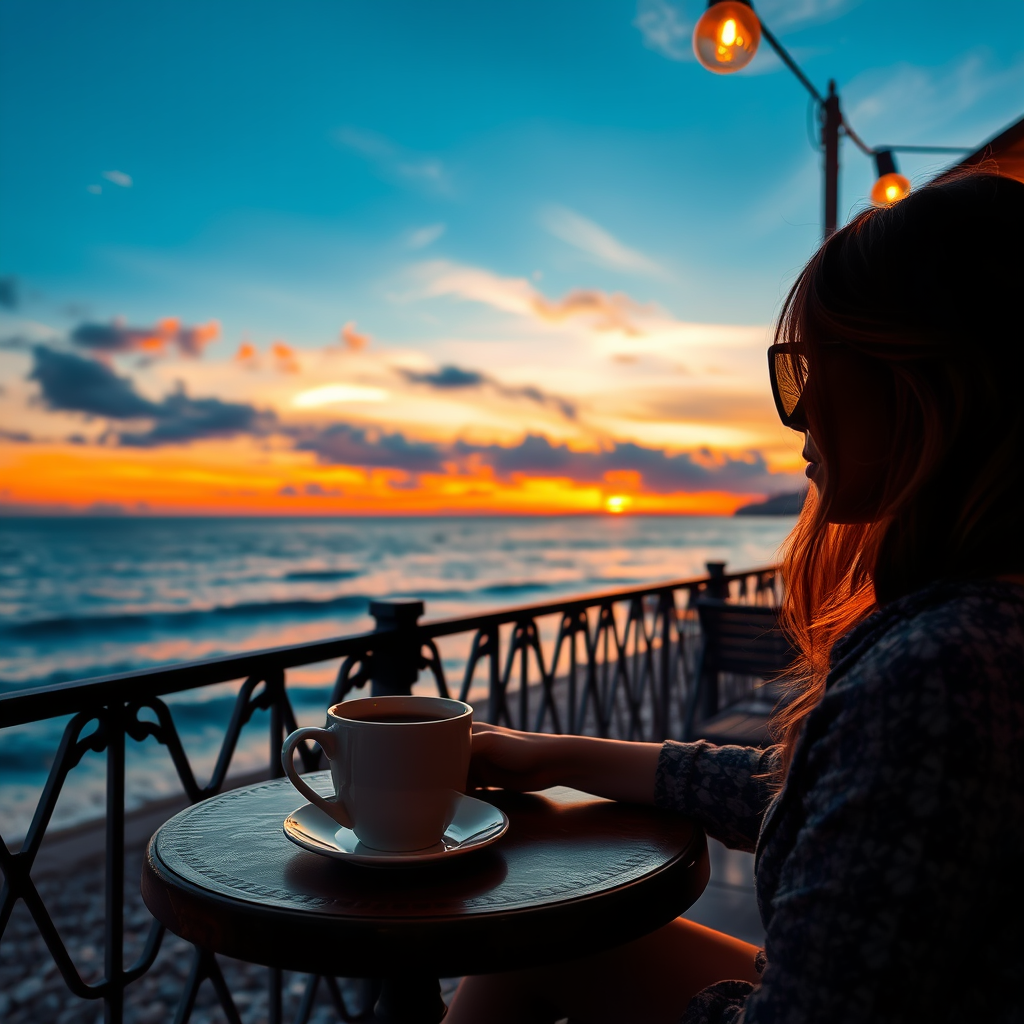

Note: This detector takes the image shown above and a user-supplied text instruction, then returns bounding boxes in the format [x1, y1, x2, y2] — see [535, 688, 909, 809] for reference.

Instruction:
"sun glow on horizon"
[0, 443, 776, 517]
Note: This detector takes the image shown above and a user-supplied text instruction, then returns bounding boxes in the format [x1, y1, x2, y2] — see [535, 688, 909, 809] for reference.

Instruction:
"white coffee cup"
[281, 694, 473, 853]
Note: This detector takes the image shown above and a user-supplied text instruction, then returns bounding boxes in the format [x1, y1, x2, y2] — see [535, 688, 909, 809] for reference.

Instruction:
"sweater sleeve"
[654, 740, 778, 852]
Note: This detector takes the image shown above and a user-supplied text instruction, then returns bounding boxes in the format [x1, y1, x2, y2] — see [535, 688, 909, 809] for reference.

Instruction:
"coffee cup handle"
[281, 727, 353, 830]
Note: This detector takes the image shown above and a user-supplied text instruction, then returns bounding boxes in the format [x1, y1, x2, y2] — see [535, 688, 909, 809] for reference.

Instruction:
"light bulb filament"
[720, 18, 737, 45]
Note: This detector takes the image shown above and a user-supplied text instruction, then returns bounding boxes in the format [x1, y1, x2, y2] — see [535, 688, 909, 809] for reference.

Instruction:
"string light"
[870, 150, 911, 206]
[692, 1, 761, 74]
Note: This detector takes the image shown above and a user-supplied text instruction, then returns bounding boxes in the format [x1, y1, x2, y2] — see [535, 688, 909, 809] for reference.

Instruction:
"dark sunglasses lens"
[772, 348, 807, 420]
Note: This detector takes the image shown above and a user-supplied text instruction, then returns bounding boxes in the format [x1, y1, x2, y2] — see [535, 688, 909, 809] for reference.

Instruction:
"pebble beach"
[2, 785, 460, 1024]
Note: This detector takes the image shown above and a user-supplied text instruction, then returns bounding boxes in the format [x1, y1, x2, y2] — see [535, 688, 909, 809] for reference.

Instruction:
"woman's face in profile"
[803, 345, 895, 525]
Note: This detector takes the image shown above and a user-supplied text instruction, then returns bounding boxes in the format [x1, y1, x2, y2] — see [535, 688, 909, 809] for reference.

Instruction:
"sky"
[1, 0, 1021, 515]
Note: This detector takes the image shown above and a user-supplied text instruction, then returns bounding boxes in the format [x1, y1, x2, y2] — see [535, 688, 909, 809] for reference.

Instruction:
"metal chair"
[682, 599, 795, 747]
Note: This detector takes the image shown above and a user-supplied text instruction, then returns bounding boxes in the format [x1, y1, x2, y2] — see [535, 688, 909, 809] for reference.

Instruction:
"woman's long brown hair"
[771, 172, 1024, 777]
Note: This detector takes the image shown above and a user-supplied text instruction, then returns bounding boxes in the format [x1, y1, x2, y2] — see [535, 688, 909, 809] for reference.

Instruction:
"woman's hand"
[469, 722, 568, 792]
[469, 722, 664, 804]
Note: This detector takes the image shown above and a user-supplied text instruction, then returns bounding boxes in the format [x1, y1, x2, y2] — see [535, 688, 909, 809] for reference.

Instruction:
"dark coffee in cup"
[358, 713, 441, 724]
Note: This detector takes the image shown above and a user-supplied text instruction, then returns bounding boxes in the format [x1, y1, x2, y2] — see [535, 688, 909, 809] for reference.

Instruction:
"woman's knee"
[447, 918, 761, 1024]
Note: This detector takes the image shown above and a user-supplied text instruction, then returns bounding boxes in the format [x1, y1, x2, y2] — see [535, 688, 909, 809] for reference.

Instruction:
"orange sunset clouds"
[0, 267, 805, 516]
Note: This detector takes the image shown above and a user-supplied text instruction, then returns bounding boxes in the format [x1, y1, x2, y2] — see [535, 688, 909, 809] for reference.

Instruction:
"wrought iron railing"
[0, 562, 779, 1023]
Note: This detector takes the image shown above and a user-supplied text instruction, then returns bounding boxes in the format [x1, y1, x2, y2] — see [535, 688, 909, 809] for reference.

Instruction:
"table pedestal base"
[374, 974, 447, 1023]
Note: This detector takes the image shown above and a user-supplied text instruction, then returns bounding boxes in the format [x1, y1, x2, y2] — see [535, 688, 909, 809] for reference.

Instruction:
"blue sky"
[1, 0, 1022, 514]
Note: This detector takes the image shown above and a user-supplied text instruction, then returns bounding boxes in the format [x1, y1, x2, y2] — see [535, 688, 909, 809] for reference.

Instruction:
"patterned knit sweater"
[655, 580, 1024, 1023]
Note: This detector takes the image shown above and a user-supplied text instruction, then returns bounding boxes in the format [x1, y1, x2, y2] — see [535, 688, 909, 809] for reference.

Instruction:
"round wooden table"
[142, 773, 709, 1023]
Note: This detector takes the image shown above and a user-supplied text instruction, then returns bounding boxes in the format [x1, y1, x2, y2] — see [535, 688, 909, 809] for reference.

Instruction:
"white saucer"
[283, 793, 509, 866]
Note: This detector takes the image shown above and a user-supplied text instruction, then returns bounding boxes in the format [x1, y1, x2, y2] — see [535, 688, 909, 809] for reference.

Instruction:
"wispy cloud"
[270, 341, 301, 374]
[400, 362, 577, 420]
[296, 422, 793, 495]
[295, 422, 447, 473]
[459, 434, 786, 493]
[233, 342, 259, 370]
[634, 0, 693, 63]
[340, 322, 371, 351]
[28, 346, 274, 446]
[71, 317, 220, 358]
[416, 261, 537, 317]
[102, 170, 133, 188]
[279, 482, 343, 498]
[334, 127, 453, 195]
[415, 260, 651, 336]
[846, 48, 1024, 146]
[754, 0, 859, 31]
[32, 346, 155, 419]
[407, 223, 447, 249]
[333, 126, 394, 161]
[533, 289, 648, 336]
[401, 364, 486, 389]
[542, 206, 666, 277]
[226, 338, 303, 374]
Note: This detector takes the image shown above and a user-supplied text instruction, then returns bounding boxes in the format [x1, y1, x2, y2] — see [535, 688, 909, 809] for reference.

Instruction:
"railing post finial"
[368, 599, 425, 697]
[705, 561, 729, 601]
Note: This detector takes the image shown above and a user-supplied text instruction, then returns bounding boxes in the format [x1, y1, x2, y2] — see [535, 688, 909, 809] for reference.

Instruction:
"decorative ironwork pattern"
[0, 564, 778, 1023]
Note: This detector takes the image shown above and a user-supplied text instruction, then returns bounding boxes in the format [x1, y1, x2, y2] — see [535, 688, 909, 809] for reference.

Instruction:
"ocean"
[0, 515, 795, 839]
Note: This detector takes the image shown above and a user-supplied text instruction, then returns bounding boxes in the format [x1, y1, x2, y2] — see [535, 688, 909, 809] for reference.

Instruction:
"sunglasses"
[768, 342, 809, 430]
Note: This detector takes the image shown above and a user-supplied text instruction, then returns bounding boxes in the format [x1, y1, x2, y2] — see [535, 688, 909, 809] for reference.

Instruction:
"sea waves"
[0, 514, 795, 838]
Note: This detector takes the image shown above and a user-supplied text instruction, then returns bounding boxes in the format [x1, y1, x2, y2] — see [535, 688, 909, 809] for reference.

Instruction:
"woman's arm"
[471, 723, 774, 850]
[470, 722, 663, 804]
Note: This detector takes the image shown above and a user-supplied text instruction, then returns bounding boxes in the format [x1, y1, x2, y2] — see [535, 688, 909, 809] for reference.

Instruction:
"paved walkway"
[686, 839, 762, 946]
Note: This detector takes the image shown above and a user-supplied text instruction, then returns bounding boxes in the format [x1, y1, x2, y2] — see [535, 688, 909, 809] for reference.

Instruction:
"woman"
[447, 172, 1024, 1023]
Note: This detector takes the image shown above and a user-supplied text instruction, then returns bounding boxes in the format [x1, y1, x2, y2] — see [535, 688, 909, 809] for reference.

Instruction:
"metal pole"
[758, 21, 823, 104]
[822, 79, 841, 238]
[755, 18, 971, 237]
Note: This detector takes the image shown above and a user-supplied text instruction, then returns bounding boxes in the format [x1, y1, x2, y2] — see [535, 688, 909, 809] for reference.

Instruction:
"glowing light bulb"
[693, 1, 761, 74]
[869, 150, 911, 206]
[869, 173, 911, 205]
